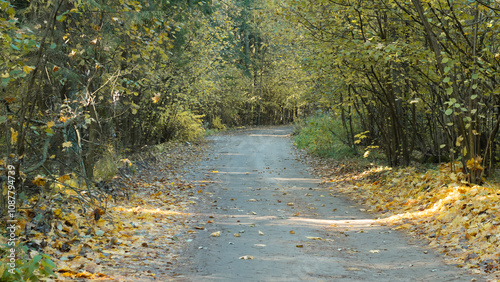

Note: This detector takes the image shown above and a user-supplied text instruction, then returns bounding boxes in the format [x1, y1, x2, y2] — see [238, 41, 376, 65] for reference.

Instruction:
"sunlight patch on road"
[248, 134, 291, 137]
[379, 188, 461, 224]
[272, 177, 321, 183]
[288, 217, 379, 230]
[114, 207, 193, 216]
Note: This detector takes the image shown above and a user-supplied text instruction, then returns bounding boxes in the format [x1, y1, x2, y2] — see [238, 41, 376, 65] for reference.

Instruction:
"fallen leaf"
[62, 141, 73, 148]
[233, 233, 241, 237]
[210, 231, 221, 237]
[151, 93, 161, 103]
[306, 236, 322, 240]
[239, 255, 254, 260]
[393, 224, 412, 230]
[369, 250, 380, 253]
[10, 128, 18, 144]
[258, 230, 265, 236]
[289, 230, 295, 234]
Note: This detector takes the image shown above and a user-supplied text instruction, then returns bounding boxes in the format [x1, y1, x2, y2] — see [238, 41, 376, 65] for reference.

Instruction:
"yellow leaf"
[151, 93, 161, 103]
[210, 231, 221, 237]
[120, 158, 132, 166]
[10, 128, 18, 145]
[23, 65, 35, 74]
[33, 175, 46, 187]
[47, 121, 55, 128]
[306, 236, 322, 240]
[62, 141, 72, 148]
[58, 174, 71, 183]
[289, 230, 295, 234]
[233, 233, 241, 237]
[393, 223, 412, 230]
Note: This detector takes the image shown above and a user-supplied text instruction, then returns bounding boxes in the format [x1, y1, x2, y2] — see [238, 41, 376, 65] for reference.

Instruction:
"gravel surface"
[174, 126, 483, 282]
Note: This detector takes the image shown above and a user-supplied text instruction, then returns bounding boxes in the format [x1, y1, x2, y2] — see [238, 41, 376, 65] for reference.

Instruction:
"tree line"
[284, 0, 500, 183]
[0, 0, 305, 211]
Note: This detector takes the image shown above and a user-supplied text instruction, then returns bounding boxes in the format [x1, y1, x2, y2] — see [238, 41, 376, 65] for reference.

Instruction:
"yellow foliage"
[32, 175, 46, 187]
[325, 162, 500, 275]
[10, 127, 18, 145]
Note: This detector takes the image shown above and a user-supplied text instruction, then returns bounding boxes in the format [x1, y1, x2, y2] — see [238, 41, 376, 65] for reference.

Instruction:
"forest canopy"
[1, 0, 500, 210]
[0, 0, 305, 189]
[284, 0, 500, 184]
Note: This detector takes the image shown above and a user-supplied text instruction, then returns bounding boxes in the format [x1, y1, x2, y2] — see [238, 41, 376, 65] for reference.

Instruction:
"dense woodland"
[0, 0, 306, 200]
[2, 0, 500, 278]
[288, 0, 500, 184]
[2, 0, 500, 231]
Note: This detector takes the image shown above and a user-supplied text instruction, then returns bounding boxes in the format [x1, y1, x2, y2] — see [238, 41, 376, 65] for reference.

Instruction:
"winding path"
[175, 126, 479, 281]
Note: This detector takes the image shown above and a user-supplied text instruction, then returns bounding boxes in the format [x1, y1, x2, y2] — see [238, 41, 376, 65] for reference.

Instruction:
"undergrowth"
[294, 114, 358, 159]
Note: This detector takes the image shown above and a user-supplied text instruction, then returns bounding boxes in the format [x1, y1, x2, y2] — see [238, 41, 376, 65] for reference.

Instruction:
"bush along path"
[173, 126, 485, 281]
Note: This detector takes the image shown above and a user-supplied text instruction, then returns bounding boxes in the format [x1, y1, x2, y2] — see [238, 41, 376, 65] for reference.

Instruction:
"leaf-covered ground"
[300, 153, 500, 280]
[1, 141, 210, 281]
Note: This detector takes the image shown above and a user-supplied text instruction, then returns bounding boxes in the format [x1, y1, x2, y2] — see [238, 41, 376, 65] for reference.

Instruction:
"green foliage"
[294, 115, 357, 159]
[284, 0, 500, 180]
[93, 145, 121, 182]
[0, 244, 57, 281]
[211, 116, 226, 131]
[158, 110, 205, 142]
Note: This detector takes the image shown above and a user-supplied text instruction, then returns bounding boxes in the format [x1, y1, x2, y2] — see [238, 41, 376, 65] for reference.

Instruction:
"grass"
[294, 114, 358, 159]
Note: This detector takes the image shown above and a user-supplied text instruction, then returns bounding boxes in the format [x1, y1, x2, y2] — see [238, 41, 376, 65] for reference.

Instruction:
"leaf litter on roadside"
[0, 141, 211, 280]
[297, 149, 500, 277]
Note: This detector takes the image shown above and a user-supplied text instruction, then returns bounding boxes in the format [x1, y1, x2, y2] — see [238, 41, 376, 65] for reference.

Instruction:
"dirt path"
[174, 126, 481, 281]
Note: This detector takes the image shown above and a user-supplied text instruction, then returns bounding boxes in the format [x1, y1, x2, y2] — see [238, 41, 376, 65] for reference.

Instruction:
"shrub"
[211, 116, 226, 131]
[294, 114, 357, 158]
[157, 110, 205, 142]
[172, 111, 205, 141]
[0, 244, 57, 281]
[94, 145, 121, 182]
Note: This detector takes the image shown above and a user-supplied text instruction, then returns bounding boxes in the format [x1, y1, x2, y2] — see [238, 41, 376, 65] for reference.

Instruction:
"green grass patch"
[294, 114, 357, 159]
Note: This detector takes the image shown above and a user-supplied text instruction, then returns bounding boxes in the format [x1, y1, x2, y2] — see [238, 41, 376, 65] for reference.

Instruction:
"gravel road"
[174, 126, 482, 281]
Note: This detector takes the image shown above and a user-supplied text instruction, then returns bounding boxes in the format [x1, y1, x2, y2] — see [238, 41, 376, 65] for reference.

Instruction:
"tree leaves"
[285, 0, 500, 173]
